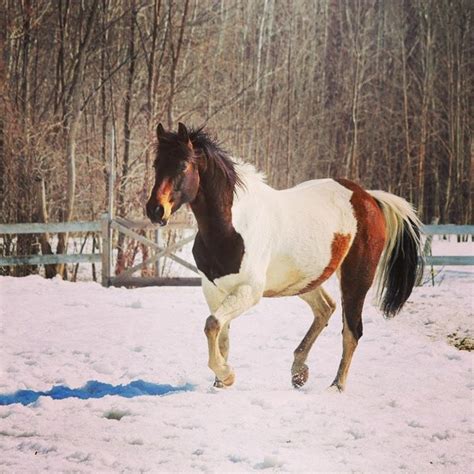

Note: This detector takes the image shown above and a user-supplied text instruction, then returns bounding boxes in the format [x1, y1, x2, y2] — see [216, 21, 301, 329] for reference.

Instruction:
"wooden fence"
[0, 221, 101, 266]
[0, 214, 200, 287]
[0, 222, 473, 286]
[422, 225, 474, 266]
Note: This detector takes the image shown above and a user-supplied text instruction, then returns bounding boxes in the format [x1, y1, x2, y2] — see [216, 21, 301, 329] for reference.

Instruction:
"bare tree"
[2, 0, 471, 279]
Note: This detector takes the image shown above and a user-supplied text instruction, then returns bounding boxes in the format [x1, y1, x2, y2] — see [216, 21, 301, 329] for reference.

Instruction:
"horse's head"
[146, 123, 200, 226]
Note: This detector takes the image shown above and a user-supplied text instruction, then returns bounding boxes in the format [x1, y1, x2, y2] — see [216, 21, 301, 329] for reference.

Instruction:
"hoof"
[327, 382, 343, 393]
[292, 364, 309, 389]
[213, 372, 235, 389]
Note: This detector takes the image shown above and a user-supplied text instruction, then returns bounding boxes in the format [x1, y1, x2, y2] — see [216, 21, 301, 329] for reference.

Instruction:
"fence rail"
[0, 221, 101, 267]
[1, 221, 473, 280]
[421, 224, 474, 267]
[0, 221, 101, 234]
[424, 256, 474, 266]
[0, 254, 101, 266]
[422, 224, 474, 236]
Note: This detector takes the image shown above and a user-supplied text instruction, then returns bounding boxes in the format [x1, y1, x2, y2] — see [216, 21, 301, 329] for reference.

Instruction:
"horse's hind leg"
[292, 286, 336, 388]
[330, 291, 367, 392]
[331, 246, 383, 392]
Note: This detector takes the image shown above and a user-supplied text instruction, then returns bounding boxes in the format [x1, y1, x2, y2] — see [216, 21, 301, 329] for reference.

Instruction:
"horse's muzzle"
[146, 204, 168, 226]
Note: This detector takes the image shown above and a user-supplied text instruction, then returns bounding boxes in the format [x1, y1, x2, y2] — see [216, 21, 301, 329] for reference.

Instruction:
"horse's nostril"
[154, 205, 164, 220]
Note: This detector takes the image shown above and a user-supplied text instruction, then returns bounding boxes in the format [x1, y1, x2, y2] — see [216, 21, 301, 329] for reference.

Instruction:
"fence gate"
[103, 214, 200, 288]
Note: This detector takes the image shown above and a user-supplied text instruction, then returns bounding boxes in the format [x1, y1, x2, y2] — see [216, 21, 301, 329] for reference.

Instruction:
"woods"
[1, 0, 472, 269]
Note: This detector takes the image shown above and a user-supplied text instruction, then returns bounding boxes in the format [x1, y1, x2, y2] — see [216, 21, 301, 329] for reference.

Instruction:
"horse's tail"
[368, 190, 424, 318]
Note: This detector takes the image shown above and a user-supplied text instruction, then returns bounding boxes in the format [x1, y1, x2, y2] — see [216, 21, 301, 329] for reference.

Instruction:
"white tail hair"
[368, 190, 424, 316]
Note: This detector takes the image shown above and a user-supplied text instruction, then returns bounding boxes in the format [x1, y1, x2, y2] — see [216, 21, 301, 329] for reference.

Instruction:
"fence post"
[423, 217, 439, 287]
[101, 213, 112, 287]
[155, 227, 161, 276]
[101, 127, 115, 288]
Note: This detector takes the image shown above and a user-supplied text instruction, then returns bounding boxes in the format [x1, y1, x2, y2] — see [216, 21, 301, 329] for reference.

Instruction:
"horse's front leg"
[212, 322, 230, 388]
[204, 283, 262, 388]
[205, 316, 234, 387]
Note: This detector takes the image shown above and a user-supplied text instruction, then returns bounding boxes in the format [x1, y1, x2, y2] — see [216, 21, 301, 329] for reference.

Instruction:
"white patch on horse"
[206, 164, 357, 300]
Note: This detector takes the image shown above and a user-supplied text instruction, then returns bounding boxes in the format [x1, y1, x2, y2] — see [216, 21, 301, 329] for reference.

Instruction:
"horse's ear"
[156, 123, 165, 140]
[177, 122, 189, 143]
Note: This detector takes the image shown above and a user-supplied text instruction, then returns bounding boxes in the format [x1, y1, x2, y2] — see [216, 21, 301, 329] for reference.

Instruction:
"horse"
[146, 123, 424, 391]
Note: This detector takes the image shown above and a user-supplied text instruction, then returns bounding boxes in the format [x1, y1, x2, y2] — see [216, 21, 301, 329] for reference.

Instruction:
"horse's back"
[273, 178, 357, 239]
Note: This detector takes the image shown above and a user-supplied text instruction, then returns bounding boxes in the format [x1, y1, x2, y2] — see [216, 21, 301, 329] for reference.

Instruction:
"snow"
[1, 246, 473, 472]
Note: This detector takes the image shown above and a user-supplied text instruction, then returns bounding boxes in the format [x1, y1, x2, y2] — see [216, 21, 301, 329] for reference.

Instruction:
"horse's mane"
[189, 127, 244, 195]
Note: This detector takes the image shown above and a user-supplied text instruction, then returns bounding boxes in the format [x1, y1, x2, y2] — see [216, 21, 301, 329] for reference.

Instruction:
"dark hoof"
[213, 372, 235, 389]
[328, 382, 343, 393]
[292, 365, 309, 389]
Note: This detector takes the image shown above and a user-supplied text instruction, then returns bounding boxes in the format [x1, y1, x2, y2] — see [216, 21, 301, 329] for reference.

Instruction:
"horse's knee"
[204, 315, 220, 336]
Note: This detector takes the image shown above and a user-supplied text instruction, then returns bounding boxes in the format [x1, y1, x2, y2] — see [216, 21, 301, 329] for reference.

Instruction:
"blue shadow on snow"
[0, 380, 194, 406]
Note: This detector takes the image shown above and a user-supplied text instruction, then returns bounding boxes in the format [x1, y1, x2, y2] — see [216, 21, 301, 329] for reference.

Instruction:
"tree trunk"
[116, 1, 137, 275]
[56, 0, 99, 277]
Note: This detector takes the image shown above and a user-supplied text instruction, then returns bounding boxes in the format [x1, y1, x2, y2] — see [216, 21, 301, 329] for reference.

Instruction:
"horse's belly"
[263, 232, 354, 298]
[263, 253, 330, 297]
[263, 256, 314, 297]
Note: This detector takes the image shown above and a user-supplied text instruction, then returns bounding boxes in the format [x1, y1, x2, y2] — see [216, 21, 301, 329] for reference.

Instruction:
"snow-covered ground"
[0, 245, 473, 472]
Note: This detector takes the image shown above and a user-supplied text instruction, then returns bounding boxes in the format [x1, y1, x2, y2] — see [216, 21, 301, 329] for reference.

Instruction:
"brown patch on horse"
[204, 315, 220, 336]
[188, 129, 245, 282]
[335, 178, 386, 339]
[191, 189, 245, 282]
[298, 233, 352, 295]
[263, 289, 279, 297]
[263, 264, 307, 297]
[335, 179, 386, 260]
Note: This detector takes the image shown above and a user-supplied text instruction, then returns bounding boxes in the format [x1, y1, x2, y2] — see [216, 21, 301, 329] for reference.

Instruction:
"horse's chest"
[192, 231, 245, 282]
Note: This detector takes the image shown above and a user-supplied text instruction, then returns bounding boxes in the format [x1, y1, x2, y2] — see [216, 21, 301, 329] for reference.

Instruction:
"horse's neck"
[190, 168, 236, 245]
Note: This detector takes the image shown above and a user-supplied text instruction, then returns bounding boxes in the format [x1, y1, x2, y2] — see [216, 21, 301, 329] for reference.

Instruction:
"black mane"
[189, 127, 243, 193]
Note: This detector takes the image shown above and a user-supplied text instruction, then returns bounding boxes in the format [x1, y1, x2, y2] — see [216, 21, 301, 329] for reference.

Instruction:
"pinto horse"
[146, 123, 423, 391]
